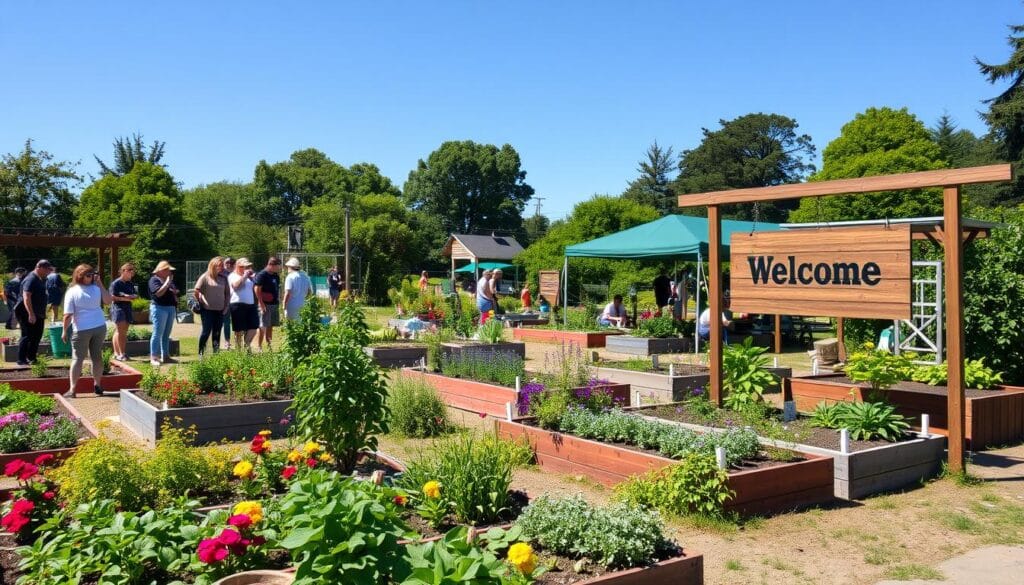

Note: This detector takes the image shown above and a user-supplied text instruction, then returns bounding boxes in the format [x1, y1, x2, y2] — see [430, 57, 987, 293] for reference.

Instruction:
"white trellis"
[893, 260, 943, 365]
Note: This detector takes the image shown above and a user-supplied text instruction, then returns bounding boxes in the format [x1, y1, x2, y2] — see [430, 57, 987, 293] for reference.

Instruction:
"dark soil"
[802, 374, 1000, 398]
[135, 389, 292, 409]
[640, 404, 907, 452]
[0, 366, 128, 380]
[0, 532, 18, 585]
[596, 361, 707, 375]
[403, 490, 529, 540]
[369, 340, 427, 349]
[530, 543, 685, 585]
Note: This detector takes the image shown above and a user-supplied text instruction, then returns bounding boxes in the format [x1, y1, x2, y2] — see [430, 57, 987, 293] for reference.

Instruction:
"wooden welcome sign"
[538, 270, 560, 305]
[729, 225, 912, 320]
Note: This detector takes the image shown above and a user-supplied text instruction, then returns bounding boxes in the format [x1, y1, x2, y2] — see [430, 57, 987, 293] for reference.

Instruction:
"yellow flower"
[232, 460, 254, 479]
[303, 441, 321, 456]
[233, 501, 264, 524]
[258, 430, 272, 437]
[318, 453, 332, 463]
[507, 542, 538, 575]
[287, 449, 303, 463]
[422, 480, 441, 499]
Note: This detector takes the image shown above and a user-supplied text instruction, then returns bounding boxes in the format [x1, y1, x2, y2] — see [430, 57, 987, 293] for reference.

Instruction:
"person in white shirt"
[597, 295, 627, 327]
[698, 297, 732, 343]
[282, 257, 313, 320]
[476, 270, 494, 313]
[62, 264, 113, 397]
[228, 258, 259, 349]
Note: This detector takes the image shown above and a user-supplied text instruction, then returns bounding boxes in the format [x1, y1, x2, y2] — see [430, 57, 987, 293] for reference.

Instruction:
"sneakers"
[149, 359, 162, 367]
[162, 357, 178, 364]
[63, 390, 75, 398]
[94, 384, 104, 396]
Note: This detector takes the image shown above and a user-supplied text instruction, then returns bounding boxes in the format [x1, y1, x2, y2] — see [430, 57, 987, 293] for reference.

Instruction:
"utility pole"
[533, 197, 546, 217]
[344, 204, 351, 297]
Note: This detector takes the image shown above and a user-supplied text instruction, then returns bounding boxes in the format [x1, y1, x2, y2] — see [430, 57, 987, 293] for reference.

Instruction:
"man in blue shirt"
[17, 260, 54, 365]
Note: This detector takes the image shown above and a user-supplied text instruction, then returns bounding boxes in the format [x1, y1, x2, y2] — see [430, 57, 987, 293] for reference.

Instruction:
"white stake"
[715, 447, 727, 469]
[505, 402, 513, 422]
[515, 376, 521, 393]
[840, 428, 850, 454]
[773, 357, 779, 368]
[920, 414, 930, 438]
[162, 400, 168, 411]
[634, 390, 641, 407]
[669, 363, 675, 377]
[652, 354, 660, 370]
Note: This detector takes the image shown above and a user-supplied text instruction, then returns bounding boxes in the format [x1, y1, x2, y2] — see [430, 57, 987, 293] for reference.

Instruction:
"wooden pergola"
[0, 232, 134, 280]
[678, 164, 1013, 472]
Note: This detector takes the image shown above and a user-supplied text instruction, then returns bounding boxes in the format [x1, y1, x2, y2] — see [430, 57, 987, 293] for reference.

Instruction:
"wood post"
[837, 317, 846, 362]
[110, 247, 119, 281]
[96, 247, 105, 281]
[708, 205, 723, 406]
[943, 186, 966, 473]
[774, 314, 782, 354]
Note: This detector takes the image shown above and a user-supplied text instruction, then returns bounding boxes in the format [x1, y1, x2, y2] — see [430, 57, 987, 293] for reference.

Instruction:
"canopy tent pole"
[563, 256, 569, 326]
[694, 250, 702, 355]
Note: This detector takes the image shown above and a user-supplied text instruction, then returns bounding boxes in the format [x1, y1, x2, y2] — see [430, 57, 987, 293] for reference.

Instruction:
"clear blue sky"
[1, 1, 1020, 220]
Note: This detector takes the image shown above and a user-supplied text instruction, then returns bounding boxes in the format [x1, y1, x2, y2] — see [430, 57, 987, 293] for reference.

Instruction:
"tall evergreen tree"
[976, 23, 1024, 206]
[621, 141, 677, 215]
[94, 133, 166, 177]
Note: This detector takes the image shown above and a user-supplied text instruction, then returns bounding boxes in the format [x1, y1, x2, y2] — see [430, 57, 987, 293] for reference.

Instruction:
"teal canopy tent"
[560, 214, 780, 348]
[454, 261, 514, 273]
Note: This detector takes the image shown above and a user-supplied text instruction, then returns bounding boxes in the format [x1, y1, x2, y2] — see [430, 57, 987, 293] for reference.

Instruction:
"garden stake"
[715, 446, 727, 469]
[370, 470, 385, 485]
[634, 390, 641, 407]
[840, 428, 850, 454]
[773, 357, 779, 368]
[652, 354, 659, 370]
[920, 414, 930, 438]
[161, 400, 168, 411]
[505, 402, 513, 422]
[669, 363, 675, 377]
[515, 376, 521, 393]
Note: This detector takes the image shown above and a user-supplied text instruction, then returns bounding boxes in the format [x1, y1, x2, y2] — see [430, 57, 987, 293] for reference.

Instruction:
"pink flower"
[227, 514, 252, 530]
[251, 535, 266, 546]
[478, 412, 487, 418]
[42, 491, 55, 501]
[305, 458, 317, 468]
[34, 454, 54, 467]
[197, 538, 229, 564]
[281, 465, 297, 479]
[16, 463, 38, 481]
[11, 500, 34, 515]
[1, 511, 29, 534]
[217, 528, 242, 546]
[3, 460, 25, 478]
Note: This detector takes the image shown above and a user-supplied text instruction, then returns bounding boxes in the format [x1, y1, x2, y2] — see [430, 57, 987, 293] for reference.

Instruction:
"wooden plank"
[944, 186, 966, 472]
[677, 164, 1012, 207]
[708, 205, 723, 405]
[730, 225, 911, 320]
[538, 270, 560, 306]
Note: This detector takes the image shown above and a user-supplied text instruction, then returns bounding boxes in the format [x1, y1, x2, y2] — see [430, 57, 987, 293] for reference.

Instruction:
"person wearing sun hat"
[282, 257, 313, 321]
[228, 257, 259, 350]
[148, 260, 179, 367]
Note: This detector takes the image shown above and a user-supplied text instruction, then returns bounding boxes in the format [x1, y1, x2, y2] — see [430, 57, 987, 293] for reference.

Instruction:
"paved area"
[875, 545, 1024, 585]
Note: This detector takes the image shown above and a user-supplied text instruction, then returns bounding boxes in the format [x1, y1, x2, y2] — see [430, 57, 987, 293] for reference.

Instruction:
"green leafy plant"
[531, 389, 571, 430]
[911, 358, 1004, 390]
[387, 374, 450, 438]
[0, 412, 79, 454]
[401, 526, 512, 585]
[284, 297, 325, 366]
[336, 300, 371, 346]
[837, 401, 911, 441]
[279, 470, 411, 585]
[147, 373, 201, 407]
[440, 352, 525, 388]
[721, 337, 777, 411]
[0, 384, 56, 416]
[634, 315, 679, 339]
[142, 424, 233, 508]
[101, 348, 114, 374]
[517, 495, 672, 569]
[477, 317, 505, 344]
[540, 342, 592, 391]
[615, 452, 735, 518]
[369, 327, 400, 344]
[186, 349, 293, 400]
[421, 328, 457, 371]
[51, 435, 152, 511]
[130, 297, 150, 312]
[808, 401, 846, 429]
[29, 355, 49, 378]
[291, 328, 389, 473]
[844, 343, 914, 399]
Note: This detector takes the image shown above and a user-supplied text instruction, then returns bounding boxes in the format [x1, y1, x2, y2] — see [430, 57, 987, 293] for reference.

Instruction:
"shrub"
[30, 355, 49, 378]
[101, 348, 114, 374]
[142, 424, 233, 508]
[291, 329, 389, 473]
[844, 343, 914, 399]
[721, 337, 777, 411]
[634, 315, 679, 339]
[440, 352, 525, 388]
[52, 436, 151, 511]
[615, 452, 734, 518]
[477, 317, 505, 343]
[0, 384, 55, 416]
[187, 350, 293, 399]
[398, 434, 514, 525]
[279, 470, 409, 584]
[517, 495, 671, 568]
[387, 374, 450, 438]
[284, 297, 325, 365]
[910, 358, 1004, 389]
[336, 300, 371, 347]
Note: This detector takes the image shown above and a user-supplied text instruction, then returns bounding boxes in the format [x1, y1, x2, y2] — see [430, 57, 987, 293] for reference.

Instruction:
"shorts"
[329, 288, 340, 300]
[47, 292, 62, 306]
[110, 304, 134, 324]
[230, 303, 260, 332]
[259, 304, 279, 328]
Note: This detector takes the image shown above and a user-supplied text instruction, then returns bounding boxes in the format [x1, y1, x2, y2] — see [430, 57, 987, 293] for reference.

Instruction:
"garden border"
[512, 328, 622, 348]
[2, 339, 179, 362]
[364, 344, 428, 368]
[3, 359, 143, 396]
[604, 336, 692, 356]
[595, 365, 792, 404]
[118, 389, 292, 444]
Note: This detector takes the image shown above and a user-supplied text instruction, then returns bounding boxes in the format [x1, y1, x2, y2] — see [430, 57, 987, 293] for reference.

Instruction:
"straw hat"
[285, 257, 302, 269]
[236, 258, 253, 267]
[152, 260, 175, 273]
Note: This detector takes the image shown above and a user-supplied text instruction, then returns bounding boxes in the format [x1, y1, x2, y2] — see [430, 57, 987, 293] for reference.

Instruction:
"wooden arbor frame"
[0, 232, 135, 281]
[678, 164, 1013, 472]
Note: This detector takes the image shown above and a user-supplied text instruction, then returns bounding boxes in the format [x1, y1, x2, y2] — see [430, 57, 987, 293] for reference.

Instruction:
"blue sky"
[1, 1, 1020, 220]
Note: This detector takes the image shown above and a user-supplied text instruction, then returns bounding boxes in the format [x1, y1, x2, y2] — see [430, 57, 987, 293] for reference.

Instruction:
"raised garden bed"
[0, 360, 143, 396]
[495, 418, 833, 516]
[569, 552, 703, 585]
[595, 363, 792, 404]
[629, 404, 946, 501]
[788, 374, 1024, 450]
[604, 336, 692, 356]
[512, 328, 622, 348]
[439, 341, 526, 362]
[364, 343, 428, 368]
[2, 338, 179, 362]
[0, 393, 98, 479]
[403, 369, 631, 418]
[119, 389, 292, 444]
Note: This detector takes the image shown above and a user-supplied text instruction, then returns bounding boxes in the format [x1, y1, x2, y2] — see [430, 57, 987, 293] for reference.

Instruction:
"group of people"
[474, 268, 505, 315]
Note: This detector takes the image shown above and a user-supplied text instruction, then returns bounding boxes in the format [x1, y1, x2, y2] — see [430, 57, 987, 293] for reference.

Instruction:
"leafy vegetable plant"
[721, 337, 777, 411]
[615, 452, 734, 518]
[837, 401, 911, 441]
[634, 315, 680, 339]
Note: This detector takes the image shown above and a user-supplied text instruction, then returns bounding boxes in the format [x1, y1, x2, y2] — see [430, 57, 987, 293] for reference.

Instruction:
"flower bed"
[495, 417, 834, 517]
[363, 342, 428, 368]
[788, 374, 1024, 449]
[439, 340, 526, 361]
[595, 363, 792, 404]
[2, 338, 178, 362]
[1, 360, 143, 396]
[512, 327, 623, 348]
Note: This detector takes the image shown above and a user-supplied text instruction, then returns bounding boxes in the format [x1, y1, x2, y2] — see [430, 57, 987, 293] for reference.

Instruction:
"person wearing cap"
[4, 267, 26, 330]
[62, 264, 113, 396]
[45, 266, 66, 324]
[194, 256, 231, 356]
[220, 257, 235, 349]
[15, 260, 54, 365]
[228, 258, 259, 349]
[282, 257, 313, 321]
[148, 260, 179, 367]
[254, 257, 282, 351]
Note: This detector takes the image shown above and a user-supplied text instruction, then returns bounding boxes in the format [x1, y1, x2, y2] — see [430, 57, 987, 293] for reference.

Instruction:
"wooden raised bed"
[605, 336, 692, 356]
[596, 365, 792, 404]
[2, 338, 179, 362]
[403, 369, 631, 418]
[439, 341, 526, 362]
[2, 359, 143, 396]
[574, 552, 703, 585]
[788, 375, 1024, 450]
[364, 344, 428, 368]
[119, 390, 292, 444]
[512, 328, 622, 348]
[495, 419, 833, 516]
[0, 393, 99, 471]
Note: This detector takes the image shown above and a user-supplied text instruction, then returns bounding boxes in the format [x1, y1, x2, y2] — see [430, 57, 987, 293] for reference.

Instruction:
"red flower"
[305, 458, 317, 468]
[3, 460, 24, 478]
[197, 538, 229, 564]
[281, 465, 297, 479]
[11, 500, 34, 515]
[478, 412, 487, 418]
[251, 535, 266, 546]
[16, 463, 37, 481]
[1, 511, 30, 534]
[249, 435, 270, 455]
[393, 494, 407, 506]
[42, 491, 55, 501]
[227, 514, 252, 530]
[33, 454, 54, 467]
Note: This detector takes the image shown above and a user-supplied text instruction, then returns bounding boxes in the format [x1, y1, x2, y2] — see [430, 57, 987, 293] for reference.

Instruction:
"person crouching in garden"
[194, 256, 231, 356]
[229, 258, 259, 350]
[62, 264, 112, 397]
[109, 263, 138, 361]
[148, 261, 179, 367]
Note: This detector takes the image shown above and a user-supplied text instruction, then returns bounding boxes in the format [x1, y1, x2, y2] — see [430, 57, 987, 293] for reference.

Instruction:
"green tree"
[182, 181, 283, 260]
[76, 162, 213, 268]
[976, 24, 1024, 207]
[929, 114, 1008, 208]
[516, 196, 661, 301]
[675, 113, 816, 221]
[789, 107, 947, 223]
[621, 141, 677, 215]
[522, 213, 550, 245]
[93, 133, 166, 177]
[0, 139, 81, 230]
[403, 140, 534, 236]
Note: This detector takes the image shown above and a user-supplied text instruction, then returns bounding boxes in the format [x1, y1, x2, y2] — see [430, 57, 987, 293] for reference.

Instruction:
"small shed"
[442, 234, 524, 284]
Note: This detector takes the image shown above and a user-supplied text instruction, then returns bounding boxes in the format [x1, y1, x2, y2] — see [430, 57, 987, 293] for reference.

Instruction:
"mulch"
[134, 389, 293, 409]
[0, 366, 128, 381]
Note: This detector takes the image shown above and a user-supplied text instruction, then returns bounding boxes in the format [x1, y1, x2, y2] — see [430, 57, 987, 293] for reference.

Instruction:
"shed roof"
[443, 234, 524, 260]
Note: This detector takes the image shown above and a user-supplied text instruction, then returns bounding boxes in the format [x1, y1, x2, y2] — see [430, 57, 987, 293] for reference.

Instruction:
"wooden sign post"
[538, 270, 561, 306]
[678, 164, 1013, 473]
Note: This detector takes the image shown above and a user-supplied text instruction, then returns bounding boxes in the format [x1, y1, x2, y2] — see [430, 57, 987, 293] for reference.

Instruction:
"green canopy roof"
[564, 214, 780, 260]
[454, 261, 515, 273]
